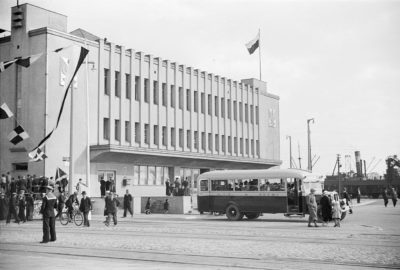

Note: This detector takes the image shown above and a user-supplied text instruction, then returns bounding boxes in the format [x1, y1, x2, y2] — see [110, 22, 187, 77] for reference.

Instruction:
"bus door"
[287, 178, 300, 213]
[198, 179, 210, 212]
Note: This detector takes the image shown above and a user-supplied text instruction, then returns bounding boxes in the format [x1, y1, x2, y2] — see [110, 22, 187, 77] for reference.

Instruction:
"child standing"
[164, 199, 169, 214]
[332, 201, 342, 227]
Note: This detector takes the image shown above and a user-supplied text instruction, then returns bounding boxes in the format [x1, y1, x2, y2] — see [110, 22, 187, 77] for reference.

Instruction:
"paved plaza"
[0, 199, 399, 269]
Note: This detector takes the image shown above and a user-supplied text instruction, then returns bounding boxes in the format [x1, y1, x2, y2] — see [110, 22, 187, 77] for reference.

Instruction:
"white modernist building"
[0, 4, 281, 198]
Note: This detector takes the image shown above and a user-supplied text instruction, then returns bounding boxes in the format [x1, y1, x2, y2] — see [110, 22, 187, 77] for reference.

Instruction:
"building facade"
[0, 4, 281, 198]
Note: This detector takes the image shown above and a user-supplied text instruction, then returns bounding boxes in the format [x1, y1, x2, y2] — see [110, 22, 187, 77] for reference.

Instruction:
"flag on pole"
[245, 32, 260, 55]
[0, 59, 18, 73]
[7, 125, 29, 145]
[55, 167, 68, 182]
[15, 53, 43, 68]
[0, 103, 13, 119]
[28, 148, 47, 162]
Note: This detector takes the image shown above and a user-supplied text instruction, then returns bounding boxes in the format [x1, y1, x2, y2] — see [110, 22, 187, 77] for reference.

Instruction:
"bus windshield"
[302, 174, 325, 195]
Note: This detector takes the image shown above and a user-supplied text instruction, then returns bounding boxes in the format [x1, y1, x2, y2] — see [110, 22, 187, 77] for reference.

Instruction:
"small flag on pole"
[15, 53, 43, 68]
[245, 32, 260, 55]
[0, 59, 18, 73]
[0, 103, 14, 119]
[28, 147, 47, 162]
[55, 167, 68, 182]
[7, 125, 29, 145]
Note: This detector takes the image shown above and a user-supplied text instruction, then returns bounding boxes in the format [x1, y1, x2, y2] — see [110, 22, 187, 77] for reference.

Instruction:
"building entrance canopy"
[91, 145, 281, 170]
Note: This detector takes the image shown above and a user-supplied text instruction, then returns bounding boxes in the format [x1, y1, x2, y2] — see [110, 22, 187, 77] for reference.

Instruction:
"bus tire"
[225, 204, 244, 221]
[245, 213, 260, 220]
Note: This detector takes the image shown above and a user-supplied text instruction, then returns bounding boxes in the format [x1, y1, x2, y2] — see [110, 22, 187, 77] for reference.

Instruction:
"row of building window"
[104, 69, 259, 124]
[103, 118, 260, 156]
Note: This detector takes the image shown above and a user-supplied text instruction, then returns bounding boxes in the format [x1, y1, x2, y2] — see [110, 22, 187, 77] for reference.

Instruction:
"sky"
[1, 0, 399, 176]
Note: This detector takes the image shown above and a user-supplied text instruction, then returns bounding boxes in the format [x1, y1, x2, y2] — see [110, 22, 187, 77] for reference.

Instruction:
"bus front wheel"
[245, 213, 260, 220]
[225, 204, 244, 221]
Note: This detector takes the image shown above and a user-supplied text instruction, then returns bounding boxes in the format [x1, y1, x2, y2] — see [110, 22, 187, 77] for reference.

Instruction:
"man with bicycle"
[65, 191, 79, 222]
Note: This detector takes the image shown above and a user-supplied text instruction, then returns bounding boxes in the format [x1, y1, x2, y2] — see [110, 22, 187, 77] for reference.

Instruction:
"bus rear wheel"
[245, 213, 260, 220]
[225, 204, 244, 221]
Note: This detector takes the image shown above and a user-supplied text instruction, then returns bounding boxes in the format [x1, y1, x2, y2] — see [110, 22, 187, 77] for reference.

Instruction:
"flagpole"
[258, 28, 262, 81]
[84, 39, 90, 197]
[68, 83, 74, 196]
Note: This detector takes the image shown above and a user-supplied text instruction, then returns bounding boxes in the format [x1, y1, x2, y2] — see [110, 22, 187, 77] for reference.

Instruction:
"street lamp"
[307, 118, 314, 172]
[286, 135, 292, 168]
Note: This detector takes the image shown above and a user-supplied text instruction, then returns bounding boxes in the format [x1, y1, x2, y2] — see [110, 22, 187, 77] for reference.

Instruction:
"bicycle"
[60, 204, 83, 226]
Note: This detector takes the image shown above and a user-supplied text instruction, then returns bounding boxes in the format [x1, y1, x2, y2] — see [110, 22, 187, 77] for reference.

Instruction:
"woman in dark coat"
[382, 188, 389, 207]
[25, 193, 34, 221]
[320, 191, 332, 226]
[18, 191, 26, 223]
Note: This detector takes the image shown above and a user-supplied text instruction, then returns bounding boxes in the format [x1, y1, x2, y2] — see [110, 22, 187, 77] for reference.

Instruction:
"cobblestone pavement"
[1, 199, 399, 269]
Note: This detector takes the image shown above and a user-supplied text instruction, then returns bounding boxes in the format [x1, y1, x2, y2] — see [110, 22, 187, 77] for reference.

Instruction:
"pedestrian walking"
[164, 199, 169, 214]
[332, 201, 342, 227]
[104, 192, 119, 226]
[357, 187, 361, 204]
[79, 191, 92, 227]
[391, 187, 398, 207]
[18, 190, 26, 223]
[25, 193, 34, 221]
[39, 185, 57, 243]
[145, 197, 151, 214]
[320, 190, 332, 226]
[6, 192, 20, 224]
[122, 189, 133, 218]
[307, 188, 318, 227]
[382, 188, 389, 207]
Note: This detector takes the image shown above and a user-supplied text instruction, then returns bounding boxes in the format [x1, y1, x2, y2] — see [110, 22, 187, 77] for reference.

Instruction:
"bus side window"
[200, 180, 209, 191]
[211, 180, 228, 191]
[269, 178, 285, 191]
[249, 179, 259, 191]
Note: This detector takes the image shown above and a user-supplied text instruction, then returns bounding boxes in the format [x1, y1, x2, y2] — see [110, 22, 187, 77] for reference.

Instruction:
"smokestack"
[355, 151, 362, 177]
[363, 160, 367, 178]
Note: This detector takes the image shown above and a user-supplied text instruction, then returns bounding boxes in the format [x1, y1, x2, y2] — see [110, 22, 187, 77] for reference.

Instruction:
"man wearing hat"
[307, 188, 318, 227]
[65, 191, 79, 222]
[79, 191, 92, 227]
[39, 185, 57, 243]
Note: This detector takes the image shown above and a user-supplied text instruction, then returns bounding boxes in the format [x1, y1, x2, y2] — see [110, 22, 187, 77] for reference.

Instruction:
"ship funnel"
[355, 151, 362, 177]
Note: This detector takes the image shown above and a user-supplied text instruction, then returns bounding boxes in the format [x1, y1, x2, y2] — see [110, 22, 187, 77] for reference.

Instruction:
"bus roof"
[198, 168, 325, 183]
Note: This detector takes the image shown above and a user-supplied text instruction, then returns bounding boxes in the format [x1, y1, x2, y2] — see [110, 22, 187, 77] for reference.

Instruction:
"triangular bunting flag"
[245, 32, 260, 55]
[28, 147, 47, 162]
[7, 125, 29, 145]
[55, 167, 68, 182]
[15, 53, 43, 68]
[0, 103, 14, 119]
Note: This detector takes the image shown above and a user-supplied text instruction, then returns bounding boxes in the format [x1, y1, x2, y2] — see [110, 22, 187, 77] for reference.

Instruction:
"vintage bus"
[197, 168, 325, 220]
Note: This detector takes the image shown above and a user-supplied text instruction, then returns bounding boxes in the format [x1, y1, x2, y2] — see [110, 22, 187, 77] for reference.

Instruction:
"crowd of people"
[165, 177, 191, 196]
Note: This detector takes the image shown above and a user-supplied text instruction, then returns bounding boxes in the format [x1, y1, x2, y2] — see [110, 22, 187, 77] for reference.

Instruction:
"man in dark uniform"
[39, 185, 57, 243]
[0, 192, 9, 220]
[122, 189, 133, 218]
[6, 192, 20, 224]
